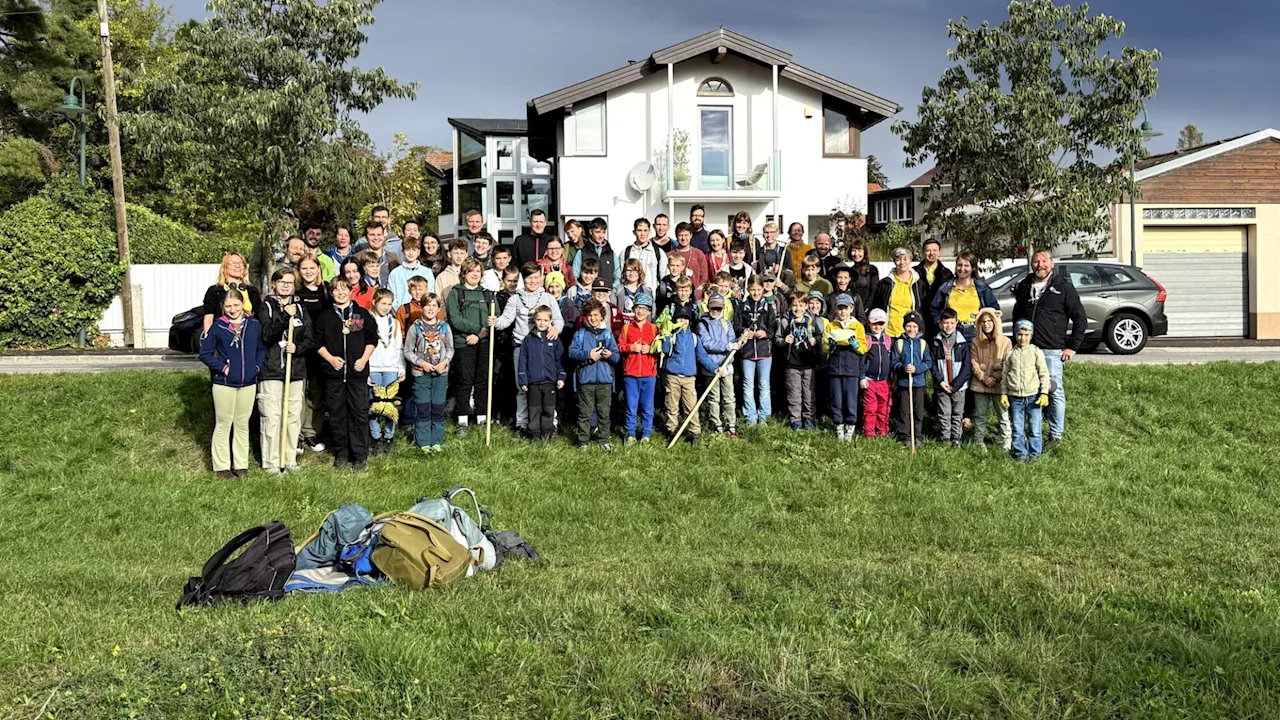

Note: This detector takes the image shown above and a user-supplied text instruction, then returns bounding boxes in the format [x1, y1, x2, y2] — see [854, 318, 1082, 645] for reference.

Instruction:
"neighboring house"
[866, 167, 951, 240]
[1113, 127, 1280, 339]
[438, 27, 899, 250]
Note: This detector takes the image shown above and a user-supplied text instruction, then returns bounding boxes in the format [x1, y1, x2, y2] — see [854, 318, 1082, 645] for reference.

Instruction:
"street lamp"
[54, 76, 88, 186]
[1128, 111, 1162, 266]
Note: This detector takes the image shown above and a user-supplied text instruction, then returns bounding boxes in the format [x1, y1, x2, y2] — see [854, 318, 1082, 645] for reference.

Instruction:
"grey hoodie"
[496, 286, 565, 345]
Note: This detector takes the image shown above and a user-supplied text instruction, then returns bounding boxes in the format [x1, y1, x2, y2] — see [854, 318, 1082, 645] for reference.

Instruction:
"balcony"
[660, 150, 782, 202]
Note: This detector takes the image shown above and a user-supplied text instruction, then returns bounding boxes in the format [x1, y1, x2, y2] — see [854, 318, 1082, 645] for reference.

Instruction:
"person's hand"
[590, 348, 602, 362]
[418, 362, 430, 373]
[1061, 349, 1075, 361]
[905, 364, 916, 375]
[1036, 393, 1049, 407]
[521, 385, 528, 392]
[557, 380, 564, 389]
[1000, 395, 1009, 409]
[809, 337, 817, 347]
[548, 327, 560, 340]
[398, 371, 405, 383]
[601, 348, 612, 359]
[466, 334, 479, 346]
[716, 365, 728, 377]
[439, 362, 449, 374]
[221, 363, 230, 376]
[329, 357, 344, 371]
[941, 381, 952, 393]
[285, 342, 296, 354]
[367, 377, 375, 387]
[860, 379, 869, 390]
[354, 358, 367, 372]
[755, 329, 766, 339]
[785, 335, 794, 345]
[487, 315, 497, 327]
[285, 304, 297, 317]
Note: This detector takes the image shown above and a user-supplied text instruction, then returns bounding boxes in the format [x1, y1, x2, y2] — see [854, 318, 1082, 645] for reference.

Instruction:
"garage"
[1141, 226, 1248, 338]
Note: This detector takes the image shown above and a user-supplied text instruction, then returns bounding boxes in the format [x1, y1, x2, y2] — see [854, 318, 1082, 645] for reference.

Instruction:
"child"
[736, 276, 776, 426]
[823, 294, 869, 441]
[705, 230, 730, 277]
[545, 271, 567, 305]
[657, 252, 688, 314]
[295, 257, 330, 452]
[519, 305, 565, 442]
[656, 276, 698, 334]
[619, 292, 659, 444]
[395, 277, 429, 334]
[482, 244, 513, 292]
[727, 238, 754, 298]
[698, 271, 738, 324]
[404, 293, 453, 453]
[472, 231, 494, 269]
[826, 265, 867, 326]
[340, 257, 375, 310]
[568, 298, 619, 450]
[361, 252, 386, 293]
[315, 277, 378, 468]
[860, 308, 893, 438]
[256, 268, 315, 473]
[199, 289, 266, 480]
[794, 255, 833, 297]
[610, 259, 646, 324]
[890, 311, 932, 450]
[696, 295, 743, 438]
[435, 239, 470, 306]
[537, 237, 577, 289]
[761, 274, 783, 310]
[387, 235, 436, 309]
[493, 266, 522, 427]
[661, 304, 701, 443]
[930, 308, 972, 448]
[367, 288, 406, 455]
[495, 262, 566, 436]
[445, 258, 493, 437]
[587, 277, 624, 335]
[1001, 319, 1051, 461]
[775, 291, 824, 431]
[568, 258, 597, 309]
[971, 307, 1012, 451]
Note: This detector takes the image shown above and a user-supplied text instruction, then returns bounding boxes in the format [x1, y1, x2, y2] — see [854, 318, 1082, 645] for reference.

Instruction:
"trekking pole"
[280, 300, 296, 467]
[668, 339, 744, 448]
[485, 301, 496, 447]
[907, 369, 916, 455]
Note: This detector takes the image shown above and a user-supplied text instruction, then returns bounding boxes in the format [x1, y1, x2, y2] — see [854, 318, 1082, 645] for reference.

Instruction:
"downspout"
[667, 62, 675, 222]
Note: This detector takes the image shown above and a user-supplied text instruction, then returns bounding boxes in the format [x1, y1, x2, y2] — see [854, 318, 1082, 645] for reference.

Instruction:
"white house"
[439, 28, 899, 251]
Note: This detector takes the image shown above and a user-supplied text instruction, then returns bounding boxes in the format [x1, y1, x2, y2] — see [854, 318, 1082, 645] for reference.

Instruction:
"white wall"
[99, 264, 219, 347]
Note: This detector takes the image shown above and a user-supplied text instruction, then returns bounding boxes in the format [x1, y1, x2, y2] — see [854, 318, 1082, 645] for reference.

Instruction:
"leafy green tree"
[893, 0, 1160, 263]
[866, 154, 889, 188]
[379, 134, 443, 234]
[0, 136, 55, 208]
[1176, 124, 1204, 151]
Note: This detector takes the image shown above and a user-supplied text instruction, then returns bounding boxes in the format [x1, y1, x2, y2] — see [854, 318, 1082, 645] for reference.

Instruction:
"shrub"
[0, 181, 123, 348]
[127, 204, 254, 264]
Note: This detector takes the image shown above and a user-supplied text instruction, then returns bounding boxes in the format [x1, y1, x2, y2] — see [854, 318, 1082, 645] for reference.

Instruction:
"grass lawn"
[2, 363, 1279, 719]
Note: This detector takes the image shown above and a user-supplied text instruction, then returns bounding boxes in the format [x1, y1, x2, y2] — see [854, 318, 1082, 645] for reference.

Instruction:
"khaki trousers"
[211, 384, 256, 471]
[257, 380, 303, 470]
[664, 374, 699, 435]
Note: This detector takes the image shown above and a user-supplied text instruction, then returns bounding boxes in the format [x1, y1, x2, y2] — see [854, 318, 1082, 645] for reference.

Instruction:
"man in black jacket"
[914, 238, 954, 338]
[513, 209, 553, 267]
[1012, 250, 1087, 445]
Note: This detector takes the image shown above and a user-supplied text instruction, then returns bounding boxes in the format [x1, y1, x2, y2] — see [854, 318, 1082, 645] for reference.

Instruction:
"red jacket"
[619, 321, 659, 377]
[575, 301, 624, 337]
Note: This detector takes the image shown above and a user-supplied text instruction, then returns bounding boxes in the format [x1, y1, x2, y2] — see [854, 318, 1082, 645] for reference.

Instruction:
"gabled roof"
[1134, 128, 1280, 181]
[448, 117, 528, 137]
[529, 27, 899, 125]
[908, 168, 940, 188]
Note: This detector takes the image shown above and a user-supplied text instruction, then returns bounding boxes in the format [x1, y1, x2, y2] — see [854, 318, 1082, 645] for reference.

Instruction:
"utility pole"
[97, 0, 135, 347]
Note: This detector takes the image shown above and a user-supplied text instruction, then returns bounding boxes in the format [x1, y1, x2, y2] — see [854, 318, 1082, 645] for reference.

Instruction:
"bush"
[0, 180, 124, 348]
[127, 204, 253, 264]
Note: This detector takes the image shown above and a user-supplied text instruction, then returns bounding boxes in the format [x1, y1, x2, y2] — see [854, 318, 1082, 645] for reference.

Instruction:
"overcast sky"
[167, 0, 1279, 187]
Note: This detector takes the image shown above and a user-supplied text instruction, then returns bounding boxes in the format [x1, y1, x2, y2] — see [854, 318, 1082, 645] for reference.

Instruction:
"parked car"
[984, 261, 1168, 355]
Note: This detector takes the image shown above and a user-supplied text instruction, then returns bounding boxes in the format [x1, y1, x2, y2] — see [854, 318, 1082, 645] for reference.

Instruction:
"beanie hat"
[903, 311, 924, 330]
[544, 271, 565, 289]
[1014, 319, 1034, 334]
[635, 292, 654, 309]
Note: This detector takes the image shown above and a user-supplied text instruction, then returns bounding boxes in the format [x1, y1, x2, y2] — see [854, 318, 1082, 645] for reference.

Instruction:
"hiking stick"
[907, 369, 916, 455]
[667, 334, 747, 448]
[280, 301, 296, 467]
[485, 301, 496, 447]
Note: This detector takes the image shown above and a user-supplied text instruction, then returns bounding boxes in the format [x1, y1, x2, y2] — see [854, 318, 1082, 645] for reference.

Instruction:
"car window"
[986, 266, 1025, 291]
[1097, 265, 1140, 287]
[1065, 265, 1104, 290]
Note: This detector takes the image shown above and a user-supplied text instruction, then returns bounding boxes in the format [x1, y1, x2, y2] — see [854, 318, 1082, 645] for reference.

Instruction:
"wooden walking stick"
[668, 333, 747, 448]
[907, 368, 916, 455]
[485, 301, 496, 447]
[279, 301, 297, 467]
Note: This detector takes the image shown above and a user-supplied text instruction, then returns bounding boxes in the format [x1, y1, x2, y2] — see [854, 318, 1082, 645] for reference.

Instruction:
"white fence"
[99, 264, 219, 347]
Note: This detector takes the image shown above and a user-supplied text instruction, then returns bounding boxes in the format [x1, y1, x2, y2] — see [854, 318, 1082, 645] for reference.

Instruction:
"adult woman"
[562, 219, 586, 266]
[786, 222, 813, 276]
[340, 256, 375, 309]
[870, 247, 927, 338]
[202, 252, 262, 335]
[731, 211, 758, 267]
[845, 237, 880, 310]
[930, 251, 998, 341]
[538, 236, 577, 288]
[326, 226, 356, 266]
[421, 233, 445, 275]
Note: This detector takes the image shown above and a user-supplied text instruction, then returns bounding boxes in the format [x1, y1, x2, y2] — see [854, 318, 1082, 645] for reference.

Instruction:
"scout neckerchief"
[223, 314, 245, 348]
[376, 312, 396, 349]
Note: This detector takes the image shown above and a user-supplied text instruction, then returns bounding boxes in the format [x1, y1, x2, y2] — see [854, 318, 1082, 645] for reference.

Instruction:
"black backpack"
[177, 521, 296, 609]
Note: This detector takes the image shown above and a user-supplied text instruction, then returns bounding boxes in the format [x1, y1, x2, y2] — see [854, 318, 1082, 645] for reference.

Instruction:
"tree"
[376, 134, 443, 234]
[866, 154, 889, 187]
[1176, 124, 1204, 151]
[893, 0, 1160, 263]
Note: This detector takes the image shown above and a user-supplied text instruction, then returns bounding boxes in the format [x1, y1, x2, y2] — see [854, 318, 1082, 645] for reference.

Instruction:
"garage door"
[1142, 226, 1248, 338]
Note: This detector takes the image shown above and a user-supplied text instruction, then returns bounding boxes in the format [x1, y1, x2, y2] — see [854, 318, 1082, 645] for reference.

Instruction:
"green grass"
[2, 364, 1279, 719]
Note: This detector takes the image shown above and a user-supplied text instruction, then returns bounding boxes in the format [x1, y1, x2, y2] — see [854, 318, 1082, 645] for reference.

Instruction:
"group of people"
[196, 204, 1088, 478]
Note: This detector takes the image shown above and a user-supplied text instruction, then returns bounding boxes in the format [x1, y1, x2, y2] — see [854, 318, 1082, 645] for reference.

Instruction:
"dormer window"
[697, 78, 734, 97]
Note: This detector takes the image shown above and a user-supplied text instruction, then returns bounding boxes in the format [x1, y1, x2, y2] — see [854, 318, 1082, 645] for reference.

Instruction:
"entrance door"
[699, 107, 731, 190]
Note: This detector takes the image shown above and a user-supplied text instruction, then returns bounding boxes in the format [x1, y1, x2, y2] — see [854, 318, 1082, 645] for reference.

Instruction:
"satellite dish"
[628, 162, 657, 192]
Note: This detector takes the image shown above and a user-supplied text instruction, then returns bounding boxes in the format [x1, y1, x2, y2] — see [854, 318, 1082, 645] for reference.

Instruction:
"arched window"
[697, 77, 734, 97]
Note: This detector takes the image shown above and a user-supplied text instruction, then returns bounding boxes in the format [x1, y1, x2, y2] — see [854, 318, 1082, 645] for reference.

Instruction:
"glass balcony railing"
[659, 151, 781, 194]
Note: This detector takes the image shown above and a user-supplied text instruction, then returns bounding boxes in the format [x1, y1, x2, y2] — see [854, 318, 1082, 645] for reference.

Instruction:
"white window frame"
[874, 200, 888, 224]
[565, 96, 607, 157]
[892, 197, 912, 222]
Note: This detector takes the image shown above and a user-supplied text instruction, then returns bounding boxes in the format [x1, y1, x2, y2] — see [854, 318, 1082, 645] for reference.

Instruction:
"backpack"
[294, 504, 373, 570]
[177, 521, 296, 609]
[369, 512, 475, 589]
[409, 487, 498, 572]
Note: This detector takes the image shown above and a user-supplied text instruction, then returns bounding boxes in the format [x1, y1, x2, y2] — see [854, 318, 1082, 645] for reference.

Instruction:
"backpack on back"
[369, 512, 475, 589]
[178, 521, 296, 609]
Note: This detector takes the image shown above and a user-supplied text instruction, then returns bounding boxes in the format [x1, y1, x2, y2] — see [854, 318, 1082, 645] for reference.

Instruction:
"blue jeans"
[623, 375, 656, 439]
[741, 357, 773, 424]
[413, 373, 448, 447]
[1042, 349, 1066, 440]
[1009, 395, 1042, 459]
[368, 370, 399, 439]
[829, 375, 859, 426]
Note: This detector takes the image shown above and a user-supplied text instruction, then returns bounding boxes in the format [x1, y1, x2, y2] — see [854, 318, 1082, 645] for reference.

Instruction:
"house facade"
[439, 28, 898, 250]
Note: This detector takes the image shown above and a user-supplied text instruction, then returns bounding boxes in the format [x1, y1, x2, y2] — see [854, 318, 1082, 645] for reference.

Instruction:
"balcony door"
[699, 107, 732, 190]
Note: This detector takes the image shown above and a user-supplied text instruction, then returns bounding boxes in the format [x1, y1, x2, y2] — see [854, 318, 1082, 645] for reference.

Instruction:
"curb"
[0, 354, 199, 365]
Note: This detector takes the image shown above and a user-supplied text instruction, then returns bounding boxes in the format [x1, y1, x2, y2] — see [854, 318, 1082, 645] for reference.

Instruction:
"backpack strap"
[200, 525, 268, 580]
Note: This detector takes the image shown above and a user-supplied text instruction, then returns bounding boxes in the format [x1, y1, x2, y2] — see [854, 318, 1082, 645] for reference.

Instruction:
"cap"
[868, 308, 888, 324]
[806, 290, 825, 301]
[903, 311, 924, 330]
[835, 293, 854, 308]
[762, 274, 776, 282]
[892, 247, 911, 259]
[591, 278, 611, 292]
[544, 271, 565, 289]
[1014, 319, 1034, 333]
[634, 292, 653, 309]
[708, 294, 726, 310]
[673, 305, 695, 322]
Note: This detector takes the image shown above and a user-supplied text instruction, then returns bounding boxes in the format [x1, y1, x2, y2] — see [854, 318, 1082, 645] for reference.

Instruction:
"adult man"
[261, 236, 309, 293]
[572, 217, 620, 287]
[689, 205, 711, 253]
[355, 205, 402, 258]
[621, 217, 667, 294]
[327, 226, 356, 267]
[460, 209, 485, 254]
[669, 221, 709, 289]
[301, 228, 336, 281]
[514, 209, 553, 267]
[302, 224, 323, 249]
[914, 238, 955, 337]
[361, 221, 400, 286]
[805, 232, 842, 281]
[1012, 250, 1087, 446]
[651, 213, 673, 251]
[785, 222, 813, 276]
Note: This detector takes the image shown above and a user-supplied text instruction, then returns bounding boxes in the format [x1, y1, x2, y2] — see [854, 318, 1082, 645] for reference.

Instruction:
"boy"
[794, 255, 833, 297]
[619, 292, 659, 444]
[568, 259, 597, 309]
[367, 288, 405, 455]
[699, 271, 738, 324]
[404, 293, 453, 453]
[775, 291, 823, 431]
[695, 295, 744, 438]
[519, 305, 565, 442]
[736, 276, 776, 426]
[482, 244, 513, 292]
[435, 239, 469, 307]
[656, 275, 698, 334]
[494, 262, 565, 436]
[825, 265, 867, 326]
[661, 304, 701, 443]
[568, 298, 619, 450]
[860, 308, 894, 438]
[387, 235, 436, 309]
[930, 307, 972, 447]
[395, 276, 429, 334]
[671, 221, 709, 289]
[1001, 319, 1051, 461]
[727, 237, 754, 298]
[472, 231, 494, 269]
[586, 277, 624, 335]
[657, 252, 688, 314]
[493, 266, 521, 427]
[315, 277, 377, 469]
[362, 253, 386, 291]
[823, 294, 869, 442]
[446, 258, 493, 437]
[545, 271, 567, 305]
[890, 311, 932, 450]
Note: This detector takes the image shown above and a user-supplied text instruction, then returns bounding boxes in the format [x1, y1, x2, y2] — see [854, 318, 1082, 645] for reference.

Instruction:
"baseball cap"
[806, 290, 825, 301]
[591, 278, 610, 292]
[835, 293, 854, 308]
[868, 308, 888, 324]
[708, 294, 726, 310]
[673, 305, 695, 322]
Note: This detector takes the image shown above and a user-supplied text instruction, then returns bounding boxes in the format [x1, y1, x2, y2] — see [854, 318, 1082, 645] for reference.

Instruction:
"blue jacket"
[696, 315, 736, 374]
[519, 329, 565, 387]
[930, 278, 999, 327]
[861, 332, 893, 382]
[568, 324, 619, 386]
[929, 330, 972, 392]
[661, 326, 699, 377]
[890, 334, 932, 388]
[200, 315, 266, 388]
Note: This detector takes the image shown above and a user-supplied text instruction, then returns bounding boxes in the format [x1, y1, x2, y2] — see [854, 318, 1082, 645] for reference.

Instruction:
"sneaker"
[1046, 437, 1062, 451]
[420, 445, 432, 454]
[600, 441, 613, 452]
[456, 423, 470, 438]
[951, 441, 963, 449]
[431, 445, 443, 454]
[333, 457, 351, 469]
[624, 437, 637, 447]
[216, 470, 236, 481]
[383, 439, 396, 455]
[687, 434, 699, 445]
[729, 430, 739, 440]
[639, 436, 651, 444]
[283, 465, 300, 473]
[791, 422, 802, 431]
[577, 442, 591, 451]
[803, 420, 815, 431]
[304, 436, 325, 452]
[233, 469, 249, 478]
[351, 460, 368, 471]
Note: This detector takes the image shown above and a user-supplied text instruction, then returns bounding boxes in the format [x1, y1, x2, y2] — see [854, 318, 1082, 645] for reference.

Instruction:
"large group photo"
[4, 0, 1280, 717]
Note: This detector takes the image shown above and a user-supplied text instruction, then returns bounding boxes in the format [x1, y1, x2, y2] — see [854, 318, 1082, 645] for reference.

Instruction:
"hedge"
[127, 204, 253, 265]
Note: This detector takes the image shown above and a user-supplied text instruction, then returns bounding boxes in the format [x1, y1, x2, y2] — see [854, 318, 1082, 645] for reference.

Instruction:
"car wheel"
[1104, 313, 1147, 355]
[1079, 340, 1100, 354]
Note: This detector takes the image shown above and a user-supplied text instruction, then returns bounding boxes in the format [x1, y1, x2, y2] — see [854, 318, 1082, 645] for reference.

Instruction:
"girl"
[562, 218, 585, 267]
[737, 276, 777, 426]
[256, 268, 315, 473]
[846, 238, 880, 311]
[609, 259, 646, 324]
[367, 288, 406, 455]
[201, 252, 261, 335]
[405, 294, 454, 452]
[705, 230, 730, 278]
[618, 293, 658, 444]
[340, 256, 376, 310]
[295, 257, 331, 319]
[538, 237, 577, 288]
[970, 307, 1012, 451]
[294, 256, 330, 452]
[421, 233, 445, 275]
[930, 252, 999, 341]
[730, 211, 758, 268]
[199, 289, 266, 480]
[316, 277, 378, 469]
